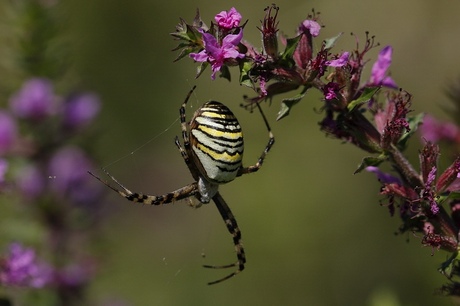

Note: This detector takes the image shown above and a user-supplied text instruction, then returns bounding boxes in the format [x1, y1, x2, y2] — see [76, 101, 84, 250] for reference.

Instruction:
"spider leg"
[88, 169, 199, 205]
[179, 85, 197, 154]
[203, 192, 246, 285]
[176, 85, 203, 182]
[238, 102, 275, 176]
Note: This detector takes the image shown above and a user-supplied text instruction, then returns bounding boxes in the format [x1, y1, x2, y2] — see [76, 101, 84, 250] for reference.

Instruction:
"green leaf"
[195, 62, 208, 79]
[276, 92, 306, 121]
[172, 45, 194, 62]
[354, 155, 386, 174]
[437, 193, 460, 207]
[185, 23, 202, 43]
[280, 35, 302, 62]
[347, 87, 380, 111]
[323, 32, 343, 50]
[239, 60, 254, 89]
[439, 251, 460, 279]
[219, 65, 231, 82]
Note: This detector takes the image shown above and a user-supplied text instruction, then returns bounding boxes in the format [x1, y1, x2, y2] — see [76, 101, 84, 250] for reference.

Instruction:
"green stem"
[387, 144, 423, 187]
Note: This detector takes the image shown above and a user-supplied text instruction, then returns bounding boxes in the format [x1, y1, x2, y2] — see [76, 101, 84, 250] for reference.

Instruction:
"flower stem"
[387, 144, 422, 187]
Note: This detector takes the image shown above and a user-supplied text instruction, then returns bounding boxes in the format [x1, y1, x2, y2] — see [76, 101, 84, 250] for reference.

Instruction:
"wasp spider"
[89, 86, 274, 285]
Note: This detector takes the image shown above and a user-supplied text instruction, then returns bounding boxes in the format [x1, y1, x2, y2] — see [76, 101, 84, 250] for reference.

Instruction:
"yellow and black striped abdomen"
[190, 101, 243, 184]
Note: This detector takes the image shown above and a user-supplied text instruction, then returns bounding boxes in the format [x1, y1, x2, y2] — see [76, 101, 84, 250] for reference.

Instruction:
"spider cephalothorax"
[89, 86, 274, 285]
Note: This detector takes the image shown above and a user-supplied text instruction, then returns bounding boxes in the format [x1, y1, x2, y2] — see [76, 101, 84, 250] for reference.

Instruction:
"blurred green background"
[17, 0, 460, 305]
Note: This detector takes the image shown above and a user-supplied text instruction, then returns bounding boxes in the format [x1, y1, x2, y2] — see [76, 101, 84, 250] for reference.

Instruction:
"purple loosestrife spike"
[214, 7, 242, 29]
[368, 46, 397, 89]
[9, 78, 57, 120]
[0, 111, 17, 154]
[63, 93, 101, 129]
[0, 242, 53, 288]
[190, 30, 245, 80]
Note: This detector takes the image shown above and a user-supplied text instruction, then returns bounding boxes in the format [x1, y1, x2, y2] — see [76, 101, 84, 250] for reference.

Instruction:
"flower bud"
[259, 5, 279, 58]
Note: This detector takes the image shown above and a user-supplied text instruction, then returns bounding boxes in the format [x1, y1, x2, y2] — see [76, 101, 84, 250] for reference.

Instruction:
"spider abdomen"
[190, 101, 244, 184]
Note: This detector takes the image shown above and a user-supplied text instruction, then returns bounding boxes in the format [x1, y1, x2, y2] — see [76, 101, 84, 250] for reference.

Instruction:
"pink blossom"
[299, 19, 321, 37]
[419, 114, 459, 143]
[326, 52, 349, 67]
[9, 78, 57, 120]
[190, 31, 245, 80]
[323, 82, 340, 100]
[368, 46, 397, 88]
[0, 243, 53, 288]
[63, 92, 101, 129]
[215, 7, 242, 29]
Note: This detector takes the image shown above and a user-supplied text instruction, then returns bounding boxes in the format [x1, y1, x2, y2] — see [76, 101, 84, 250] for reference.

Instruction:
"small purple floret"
[215, 7, 242, 29]
[9, 78, 56, 120]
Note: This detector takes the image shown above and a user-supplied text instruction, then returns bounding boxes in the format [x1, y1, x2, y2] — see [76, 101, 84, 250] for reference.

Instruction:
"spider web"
[100, 81, 200, 170]
[95, 82, 221, 285]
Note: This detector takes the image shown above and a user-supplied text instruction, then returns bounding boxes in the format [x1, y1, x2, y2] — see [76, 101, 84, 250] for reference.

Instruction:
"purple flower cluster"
[0, 77, 102, 202]
[182, 7, 245, 80]
[0, 2, 108, 303]
[9, 78, 57, 120]
[0, 77, 104, 294]
[190, 31, 245, 80]
[0, 243, 52, 288]
[173, 4, 460, 296]
[172, 6, 397, 120]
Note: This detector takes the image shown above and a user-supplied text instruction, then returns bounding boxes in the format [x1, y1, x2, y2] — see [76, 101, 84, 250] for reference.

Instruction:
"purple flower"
[0, 242, 53, 288]
[16, 164, 45, 199]
[63, 93, 101, 129]
[366, 166, 402, 184]
[9, 78, 57, 120]
[0, 111, 17, 154]
[368, 46, 398, 89]
[190, 31, 245, 80]
[299, 19, 321, 37]
[420, 166, 439, 215]
[323, 82, 341, 100]
[419, 114, 459, 143]
[215, 7, 242, 29]
[326, 52, 349, 67]
[48, 146, 102, 204]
